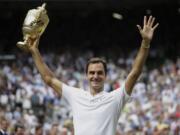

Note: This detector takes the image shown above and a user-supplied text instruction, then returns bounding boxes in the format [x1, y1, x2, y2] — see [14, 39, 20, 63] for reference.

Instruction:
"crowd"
[0, 49, 179, 135]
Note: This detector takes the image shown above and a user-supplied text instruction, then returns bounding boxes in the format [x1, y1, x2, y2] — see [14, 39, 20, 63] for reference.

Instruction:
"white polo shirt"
[62, 83, 130, 135]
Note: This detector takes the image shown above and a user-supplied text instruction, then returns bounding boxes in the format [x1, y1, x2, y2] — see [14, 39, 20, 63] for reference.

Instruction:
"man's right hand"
[17, 36, 40, 53]
[27, 36, 40, 53]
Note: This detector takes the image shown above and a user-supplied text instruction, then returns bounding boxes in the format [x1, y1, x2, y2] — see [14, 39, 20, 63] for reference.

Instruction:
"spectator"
[0, 117, 9, 135]
[13, 123, 25, 135]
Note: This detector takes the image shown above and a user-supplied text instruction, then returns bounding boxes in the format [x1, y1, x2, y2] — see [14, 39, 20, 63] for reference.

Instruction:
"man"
[0, 117, 9, 135]
[13, 123, 25, 135]
[18, 16, 158, 135]
[34, 124, 43, 135]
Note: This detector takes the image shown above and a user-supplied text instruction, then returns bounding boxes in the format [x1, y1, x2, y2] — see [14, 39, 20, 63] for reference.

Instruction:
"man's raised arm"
[125, 16, 159, 95]
[21, 37, 62, 96]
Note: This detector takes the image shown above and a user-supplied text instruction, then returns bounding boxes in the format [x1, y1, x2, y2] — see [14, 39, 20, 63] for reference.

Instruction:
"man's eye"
[98, 71, 103, 75]
[89, 72, 94, 74]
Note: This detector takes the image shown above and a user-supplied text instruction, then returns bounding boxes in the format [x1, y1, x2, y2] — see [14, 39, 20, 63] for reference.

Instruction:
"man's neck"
[90, 88, 103, 96]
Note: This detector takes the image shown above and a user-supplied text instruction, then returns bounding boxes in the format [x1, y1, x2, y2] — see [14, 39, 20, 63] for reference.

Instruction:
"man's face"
[36, 128, 43, 135]
[16, 127, 25, 135]
[87, 63, 106, 94]
[0, 120, 9, 131]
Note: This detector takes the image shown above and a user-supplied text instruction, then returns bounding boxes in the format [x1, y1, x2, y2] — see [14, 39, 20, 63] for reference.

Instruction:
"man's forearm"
[125, 39, 150, 94]
[132, 39, 150, 74]
[31, 49, 55, 82]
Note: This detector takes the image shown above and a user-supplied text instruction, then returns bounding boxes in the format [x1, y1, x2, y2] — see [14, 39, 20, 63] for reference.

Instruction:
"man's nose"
[94, 73, 98, 78]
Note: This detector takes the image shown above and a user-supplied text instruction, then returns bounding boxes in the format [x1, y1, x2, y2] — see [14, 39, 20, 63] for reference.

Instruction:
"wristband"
[141, 43, 150, 49]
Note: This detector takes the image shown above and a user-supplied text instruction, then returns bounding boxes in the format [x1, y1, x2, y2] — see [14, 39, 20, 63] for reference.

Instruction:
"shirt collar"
[89, 90, 105, 98]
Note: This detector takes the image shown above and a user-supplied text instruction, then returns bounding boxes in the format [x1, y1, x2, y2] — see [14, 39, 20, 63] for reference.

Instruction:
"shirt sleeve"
[113, 82, 131, 110]
[62, 83, 80, 106]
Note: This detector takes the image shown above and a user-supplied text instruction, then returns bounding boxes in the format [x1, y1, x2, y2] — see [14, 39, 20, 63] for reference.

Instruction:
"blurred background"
[0, 0, 180, 135]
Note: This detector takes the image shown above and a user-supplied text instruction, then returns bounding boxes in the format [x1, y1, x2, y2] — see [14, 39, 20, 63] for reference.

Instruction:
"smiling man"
[18, 16, 159, 135]
[86, 59, 107, 95]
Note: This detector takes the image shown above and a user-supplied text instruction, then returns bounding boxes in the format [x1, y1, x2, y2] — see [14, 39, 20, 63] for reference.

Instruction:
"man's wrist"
[30, 48, 39, 55]
[141, 39, 150, 49]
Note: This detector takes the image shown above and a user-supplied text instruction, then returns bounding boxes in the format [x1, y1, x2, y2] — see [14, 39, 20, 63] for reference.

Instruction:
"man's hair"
[85, 57, 107, 75]
[35, 124, 42, 132]
[14, 123, 24, 132]
[0, 116, 8, 123]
